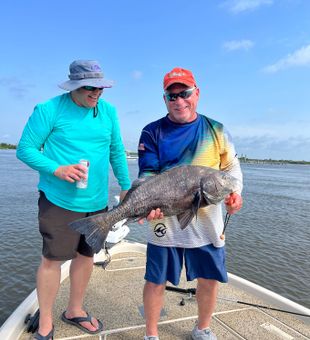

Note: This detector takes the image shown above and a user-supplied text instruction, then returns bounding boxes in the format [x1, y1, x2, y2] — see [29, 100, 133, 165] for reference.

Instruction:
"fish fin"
[69, 214, 111, 253]
[192, 191, 202, 215]
[126, 216, 141, 223]
[177, 210, 195, 230]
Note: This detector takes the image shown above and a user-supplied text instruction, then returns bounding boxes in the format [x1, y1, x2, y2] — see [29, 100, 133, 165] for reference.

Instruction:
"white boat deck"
[7, 241, 310, 339]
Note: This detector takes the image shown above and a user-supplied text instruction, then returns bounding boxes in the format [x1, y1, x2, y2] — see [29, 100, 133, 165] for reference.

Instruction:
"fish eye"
[203, 178, 216, 191]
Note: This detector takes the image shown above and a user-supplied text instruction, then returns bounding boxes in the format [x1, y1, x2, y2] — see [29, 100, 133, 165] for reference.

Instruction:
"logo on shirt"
[154, 223, 167, 238]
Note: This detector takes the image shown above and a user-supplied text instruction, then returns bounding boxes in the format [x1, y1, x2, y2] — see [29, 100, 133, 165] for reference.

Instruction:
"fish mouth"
[220, 173, 239, 191]
[228, 178, 240, 193]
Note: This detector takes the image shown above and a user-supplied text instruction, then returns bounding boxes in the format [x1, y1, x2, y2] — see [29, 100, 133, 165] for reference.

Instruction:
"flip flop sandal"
[33, 326, 54, 340]
[61, 311, 103, 334]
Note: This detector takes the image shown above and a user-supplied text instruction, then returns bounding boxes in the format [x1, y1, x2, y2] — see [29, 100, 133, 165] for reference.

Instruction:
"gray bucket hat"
[58, 60, 114, 91]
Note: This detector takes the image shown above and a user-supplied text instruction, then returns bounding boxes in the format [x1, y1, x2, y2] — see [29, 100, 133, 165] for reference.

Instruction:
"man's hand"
[224, 192, 243, 215]
[119, 190, 128, 202]
[138, 208, 163, 225]
[54, 164, 87, 183]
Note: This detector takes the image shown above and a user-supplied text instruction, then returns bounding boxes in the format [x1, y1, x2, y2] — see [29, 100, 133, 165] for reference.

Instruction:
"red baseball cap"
[163, 67, 196, 90]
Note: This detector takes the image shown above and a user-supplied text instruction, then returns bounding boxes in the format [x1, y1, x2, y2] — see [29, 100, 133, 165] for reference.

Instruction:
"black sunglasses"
[165, 87, 196, 102]
[82, 86, 104, 91]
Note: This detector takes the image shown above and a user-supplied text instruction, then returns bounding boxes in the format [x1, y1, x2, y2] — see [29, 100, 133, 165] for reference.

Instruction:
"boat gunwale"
[0, 240, 309, 340]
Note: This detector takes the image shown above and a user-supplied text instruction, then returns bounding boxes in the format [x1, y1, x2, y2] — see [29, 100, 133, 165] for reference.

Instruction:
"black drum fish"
[69, 165, 239, 253]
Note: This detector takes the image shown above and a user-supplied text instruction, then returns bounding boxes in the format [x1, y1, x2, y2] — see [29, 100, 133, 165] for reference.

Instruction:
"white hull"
[0, 240, 309, 340]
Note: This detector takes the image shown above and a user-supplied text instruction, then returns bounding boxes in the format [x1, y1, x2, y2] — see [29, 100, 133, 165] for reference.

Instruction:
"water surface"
[0, 150, 309, 326]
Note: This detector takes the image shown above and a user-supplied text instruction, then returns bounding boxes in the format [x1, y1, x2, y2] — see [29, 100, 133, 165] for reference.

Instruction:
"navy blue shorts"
[144, 243, 228, 285]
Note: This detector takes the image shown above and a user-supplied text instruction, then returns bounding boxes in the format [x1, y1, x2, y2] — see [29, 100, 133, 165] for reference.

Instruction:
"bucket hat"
[58, 60, 114, 91]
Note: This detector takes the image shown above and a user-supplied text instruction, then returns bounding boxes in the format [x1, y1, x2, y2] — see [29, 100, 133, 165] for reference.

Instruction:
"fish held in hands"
[69, 165, 239, 253]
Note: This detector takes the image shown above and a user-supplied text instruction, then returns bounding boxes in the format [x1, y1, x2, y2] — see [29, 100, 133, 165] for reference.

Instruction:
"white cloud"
[230, 120, 310, 140]
[223, 39, 254, 51]
[124, 109, 140, 115]
[234, 135, 310, 161]
[0, 77, 33, 98]
[229, 120, 310, 160]
[263, 44, 310, 73]
[229, 120, 310, 161]
[223, 0, 273, 14]
[131, 70, 143, 80]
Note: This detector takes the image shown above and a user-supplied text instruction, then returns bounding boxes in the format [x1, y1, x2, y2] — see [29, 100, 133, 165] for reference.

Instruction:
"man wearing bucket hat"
[138, 67, 243, 340]
[17, 60, 131, 339]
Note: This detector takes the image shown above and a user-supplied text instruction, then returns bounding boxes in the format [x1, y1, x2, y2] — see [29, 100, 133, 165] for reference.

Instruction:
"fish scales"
[69, 165, 239, 253]
[124, 166, 198, 217]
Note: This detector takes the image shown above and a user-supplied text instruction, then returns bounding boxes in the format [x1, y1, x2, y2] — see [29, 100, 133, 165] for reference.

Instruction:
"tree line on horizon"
[0, 142, 309, 164]
[0, 142, 16, 149]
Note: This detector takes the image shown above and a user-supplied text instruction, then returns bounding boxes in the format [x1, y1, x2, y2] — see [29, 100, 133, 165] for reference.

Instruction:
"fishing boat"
[126, 155, 138, 160]
[125, 150, 138, 160]
[0, 222, 309, 340]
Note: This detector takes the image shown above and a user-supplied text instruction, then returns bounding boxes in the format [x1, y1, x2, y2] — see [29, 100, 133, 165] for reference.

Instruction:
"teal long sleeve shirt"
[16, 93, 131, 212]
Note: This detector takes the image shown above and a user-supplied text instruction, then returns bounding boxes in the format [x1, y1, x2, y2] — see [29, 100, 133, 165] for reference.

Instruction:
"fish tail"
[69, 212, 116, 254]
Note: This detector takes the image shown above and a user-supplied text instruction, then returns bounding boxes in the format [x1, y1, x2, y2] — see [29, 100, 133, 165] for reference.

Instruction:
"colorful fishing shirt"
[138, 113, 243, 248]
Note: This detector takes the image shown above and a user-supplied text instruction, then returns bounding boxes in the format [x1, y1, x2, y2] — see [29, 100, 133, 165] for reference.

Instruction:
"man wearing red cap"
[138, 67, 243, 340]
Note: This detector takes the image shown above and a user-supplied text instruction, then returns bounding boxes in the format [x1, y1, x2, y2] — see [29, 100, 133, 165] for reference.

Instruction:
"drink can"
[76, 159, 89, 189]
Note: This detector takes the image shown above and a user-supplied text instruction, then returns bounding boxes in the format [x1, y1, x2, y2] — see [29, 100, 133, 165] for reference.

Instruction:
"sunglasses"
[165, 87, 196, 102]
[82, 86, 104, 91]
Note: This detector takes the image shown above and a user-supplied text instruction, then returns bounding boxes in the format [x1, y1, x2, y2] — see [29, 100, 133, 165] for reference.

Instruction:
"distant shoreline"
[1, 144, 309, 165]
[0, 143, 16, 150]
[239, 157, 310, 165]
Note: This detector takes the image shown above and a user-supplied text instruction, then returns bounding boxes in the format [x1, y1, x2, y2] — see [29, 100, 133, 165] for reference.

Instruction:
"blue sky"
[0, 0, 309, 161]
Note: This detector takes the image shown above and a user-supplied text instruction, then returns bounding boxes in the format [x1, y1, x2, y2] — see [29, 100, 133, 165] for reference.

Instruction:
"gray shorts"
[38, 191, 107, 261]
